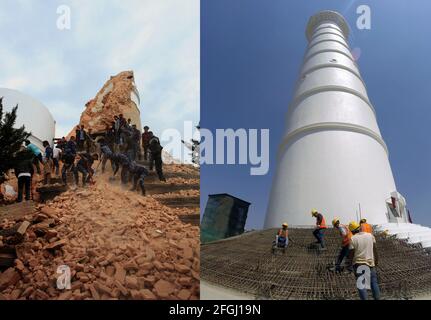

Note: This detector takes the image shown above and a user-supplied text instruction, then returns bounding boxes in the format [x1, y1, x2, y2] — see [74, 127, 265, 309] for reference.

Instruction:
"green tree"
[0, 97, 31, 177]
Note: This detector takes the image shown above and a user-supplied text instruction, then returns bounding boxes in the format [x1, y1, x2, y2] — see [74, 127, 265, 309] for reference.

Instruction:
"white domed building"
[0, 88, 56, 150]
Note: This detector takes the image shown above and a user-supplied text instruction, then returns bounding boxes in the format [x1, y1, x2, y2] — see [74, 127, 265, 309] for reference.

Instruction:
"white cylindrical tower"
[0, 88, 56, 150]
[265, 11, 397, 227]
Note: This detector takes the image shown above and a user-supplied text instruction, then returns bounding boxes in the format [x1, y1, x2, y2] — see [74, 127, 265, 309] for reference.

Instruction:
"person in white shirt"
[52, 145, 62, 176]
[348, 221, 380, 300]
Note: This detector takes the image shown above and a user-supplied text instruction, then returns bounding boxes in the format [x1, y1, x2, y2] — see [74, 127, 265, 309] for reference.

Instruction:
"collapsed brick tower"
[73, 71, 142, 135]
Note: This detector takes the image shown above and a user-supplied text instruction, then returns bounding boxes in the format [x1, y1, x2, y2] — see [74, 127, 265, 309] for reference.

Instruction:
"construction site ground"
[0, 162, 200, 300]
[201, 280, 254, 300]
[201, 228, 431, 300]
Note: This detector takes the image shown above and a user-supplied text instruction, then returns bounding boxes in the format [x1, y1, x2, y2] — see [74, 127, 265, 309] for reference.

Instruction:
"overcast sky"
[0, 0, 199, 159]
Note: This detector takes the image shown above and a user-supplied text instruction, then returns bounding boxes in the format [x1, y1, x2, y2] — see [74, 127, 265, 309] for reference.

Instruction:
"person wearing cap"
[347, 221, 380, 300]
[275, 223, 289, 248]
[332, 218, 352, 272]
[311, 209, 327, 249]
[360, 218, 373, 234]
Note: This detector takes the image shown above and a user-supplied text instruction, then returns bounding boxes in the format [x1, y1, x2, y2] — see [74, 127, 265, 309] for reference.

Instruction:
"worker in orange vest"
[275, 222, 289, 248]
[332, 218, 352, 272]
[360, 218, 373, 234]
[311, 209, 327, 249]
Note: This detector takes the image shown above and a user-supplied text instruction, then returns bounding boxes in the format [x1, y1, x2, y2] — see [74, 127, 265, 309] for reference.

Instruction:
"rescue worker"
[115, 153, 132, 185]
[123, 127, 136, 161]
[75, 125, 87, 151]
[360, 218, 373, 234]
[113, 116, 121, 153]
[52, 144, 62, 176]
[128, 161, 149, 196]
[311, 209, 327, 249]
[105, 123, 115, 152]
[85, 129, 95, 153]
[132, 124, 141, 160]
[100, 140, 114, 174]
[13, 147, 34, 203]
[275, 223, 289, 248]
[25, 140, 42, 174]
[100, 145, 130, 184]
[347, 221, 380, 300]
[56, 137, 67, 152]
[61, 137, 78, 186]
[141, 126, 151, 161]
[76, 152, 99, 186]
[118, 114, 126, 128]
[148, 132, 166, 182]
[42, 141, 54, 185]
[332, 218, 352, 272]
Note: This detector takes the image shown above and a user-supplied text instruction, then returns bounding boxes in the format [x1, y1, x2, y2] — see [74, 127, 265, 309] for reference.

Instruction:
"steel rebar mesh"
[201, 228, 431, 300]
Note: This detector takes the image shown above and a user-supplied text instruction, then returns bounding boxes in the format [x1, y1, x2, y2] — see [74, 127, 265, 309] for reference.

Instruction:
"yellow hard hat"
[349, 221, 360, 232]
[311, 209, 318, 216]
[360, 218, 367, 224]
[332, 218, 340, 226]
[282, 222, 288, 228]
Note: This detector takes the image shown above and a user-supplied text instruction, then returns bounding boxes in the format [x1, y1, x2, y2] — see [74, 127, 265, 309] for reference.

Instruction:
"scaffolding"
[201, 228, 431, 300]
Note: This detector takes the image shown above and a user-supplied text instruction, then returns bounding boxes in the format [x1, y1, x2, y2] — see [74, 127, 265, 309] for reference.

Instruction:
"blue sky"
[0, 0, 199, 161]
[201, 0, 431, 229]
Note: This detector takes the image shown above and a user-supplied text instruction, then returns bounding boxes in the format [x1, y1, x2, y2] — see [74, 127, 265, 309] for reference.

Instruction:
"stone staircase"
[18, 162, 200, 226]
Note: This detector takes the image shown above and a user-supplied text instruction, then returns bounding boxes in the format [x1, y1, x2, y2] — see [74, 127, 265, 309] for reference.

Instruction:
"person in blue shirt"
[128, 161, 149, 195]
[61, 136, 78, 186]
[42, 141, 54, 185]
[25, 140, 42, 175]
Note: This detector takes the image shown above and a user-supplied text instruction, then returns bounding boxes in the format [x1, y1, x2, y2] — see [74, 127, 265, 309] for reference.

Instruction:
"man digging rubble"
[100, 143, 151, 196]
[128, 161, 149, 195]
[76, 152, 99, 186]
[100, 143, 132, 185]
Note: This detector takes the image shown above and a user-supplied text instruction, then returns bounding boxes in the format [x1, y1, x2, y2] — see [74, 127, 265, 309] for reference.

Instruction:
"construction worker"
[311, 209, 327, 249]
[347, 221, 380, 300]
[275, 223, 289, 248]
[332, 218, 352, 272]
[360, 218, 373, 234]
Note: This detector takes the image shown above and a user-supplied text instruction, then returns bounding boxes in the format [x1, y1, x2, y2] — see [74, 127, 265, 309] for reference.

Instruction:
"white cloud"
[0, 48, 74, 94]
